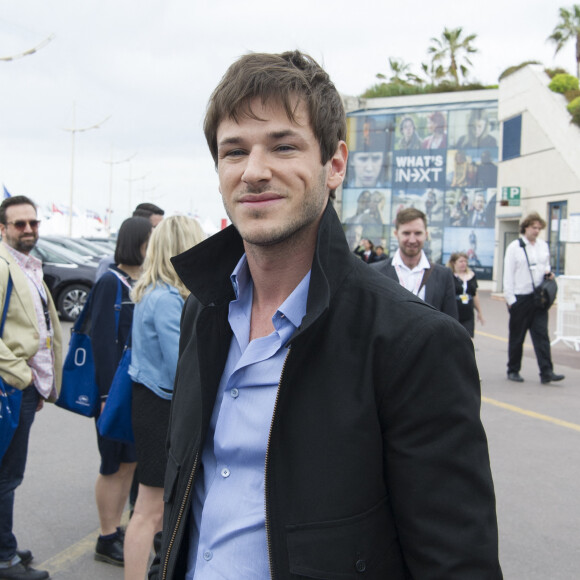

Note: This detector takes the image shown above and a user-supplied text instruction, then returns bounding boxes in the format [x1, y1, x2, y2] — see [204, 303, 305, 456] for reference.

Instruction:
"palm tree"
[376, 58, 421, 86]
[548, 5, 580, 78]
[428, 27, 478, 85]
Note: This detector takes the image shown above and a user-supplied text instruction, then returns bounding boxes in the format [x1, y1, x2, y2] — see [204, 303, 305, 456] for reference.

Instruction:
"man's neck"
[3, 241, 30, 257]
[245, 239, 315, 341]
[398, 250, 423, 270]
[117, 263, 141, 280]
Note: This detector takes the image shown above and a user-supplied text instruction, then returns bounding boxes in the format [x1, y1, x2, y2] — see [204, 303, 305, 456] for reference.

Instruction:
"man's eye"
[223, 149, 245, 157]
[275, 145, 295, 152]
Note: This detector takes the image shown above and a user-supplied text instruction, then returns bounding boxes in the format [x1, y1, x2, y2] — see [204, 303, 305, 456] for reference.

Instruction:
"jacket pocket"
[286, 498, 406, 579]
[163, 450, 180, 504]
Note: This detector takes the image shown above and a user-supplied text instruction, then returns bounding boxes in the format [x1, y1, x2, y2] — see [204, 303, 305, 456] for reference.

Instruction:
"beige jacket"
[0, 243, 62, 400]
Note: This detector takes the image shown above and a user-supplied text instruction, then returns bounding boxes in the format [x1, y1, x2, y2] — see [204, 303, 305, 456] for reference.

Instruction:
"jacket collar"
[171, 202, 355, 328]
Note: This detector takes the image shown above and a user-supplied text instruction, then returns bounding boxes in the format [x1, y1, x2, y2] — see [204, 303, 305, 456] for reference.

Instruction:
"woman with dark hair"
[447, 251, 484, 337]
[354, 238, 378, 263]
[90, 216, 152, 567]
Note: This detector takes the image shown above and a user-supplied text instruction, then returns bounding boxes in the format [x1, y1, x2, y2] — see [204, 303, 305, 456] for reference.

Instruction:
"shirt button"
[221, 467, 230, 478]
[230, 388, 239, 398]
[203, 550, 212, 561]
[355, 559, 366, 572]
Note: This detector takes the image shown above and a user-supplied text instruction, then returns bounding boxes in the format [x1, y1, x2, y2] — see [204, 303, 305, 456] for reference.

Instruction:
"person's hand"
[546, 272, 555, 280]
[36, 398, 44, 412]
[477, 312, 485, 325]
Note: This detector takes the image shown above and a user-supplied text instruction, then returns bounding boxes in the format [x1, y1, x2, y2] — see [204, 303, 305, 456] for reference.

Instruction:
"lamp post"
[126, 165, 149, 215]
[63, 104, 110, 236]
[139, 184, 161, 202]
[0, 34, 54, 62]
[104, 151, 136, 235]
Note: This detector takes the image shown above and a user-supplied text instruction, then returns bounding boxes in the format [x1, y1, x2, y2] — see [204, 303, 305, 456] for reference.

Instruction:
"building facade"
[340, 65, 580, 288]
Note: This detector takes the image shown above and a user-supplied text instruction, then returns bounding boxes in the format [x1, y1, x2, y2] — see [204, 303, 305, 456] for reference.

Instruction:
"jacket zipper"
[161, 451, 199, 580]
[264, 346, 291, 580]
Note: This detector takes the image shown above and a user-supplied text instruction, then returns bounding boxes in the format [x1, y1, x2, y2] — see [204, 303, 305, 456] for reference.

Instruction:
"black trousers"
[507, 293, 553, 377]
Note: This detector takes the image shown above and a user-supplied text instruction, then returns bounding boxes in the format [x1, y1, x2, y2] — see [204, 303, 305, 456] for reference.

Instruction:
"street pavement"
[11, 291, 580, 579]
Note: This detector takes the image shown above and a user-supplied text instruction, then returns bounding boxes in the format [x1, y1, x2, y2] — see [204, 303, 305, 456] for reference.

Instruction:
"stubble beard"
[10, 233, 37, 254]
[226, 169, 328, 248]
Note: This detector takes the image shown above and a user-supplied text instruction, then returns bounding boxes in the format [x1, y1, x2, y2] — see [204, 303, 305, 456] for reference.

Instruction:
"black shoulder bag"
[519, 238, 558, 310]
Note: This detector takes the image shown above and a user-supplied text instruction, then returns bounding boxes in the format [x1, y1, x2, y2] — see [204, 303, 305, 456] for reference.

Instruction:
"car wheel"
[57, 284, 91, 322]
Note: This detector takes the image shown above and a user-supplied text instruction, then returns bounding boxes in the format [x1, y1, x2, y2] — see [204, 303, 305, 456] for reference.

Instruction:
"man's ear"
[326, 141, 348, 191]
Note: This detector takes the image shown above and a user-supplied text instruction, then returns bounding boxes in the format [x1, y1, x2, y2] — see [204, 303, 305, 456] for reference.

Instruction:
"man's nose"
[242, 149, 272, 185]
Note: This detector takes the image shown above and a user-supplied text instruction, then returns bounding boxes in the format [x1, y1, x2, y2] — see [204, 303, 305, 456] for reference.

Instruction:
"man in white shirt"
[503, 212, 564, 384]
[372, 208, 458, 319]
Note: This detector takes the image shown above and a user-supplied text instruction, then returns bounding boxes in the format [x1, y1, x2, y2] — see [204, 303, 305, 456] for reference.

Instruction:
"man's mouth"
[238, 192, 284, 205]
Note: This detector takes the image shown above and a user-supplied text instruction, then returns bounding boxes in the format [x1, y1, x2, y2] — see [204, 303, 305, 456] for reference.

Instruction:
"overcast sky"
[0, 0, 574, 230]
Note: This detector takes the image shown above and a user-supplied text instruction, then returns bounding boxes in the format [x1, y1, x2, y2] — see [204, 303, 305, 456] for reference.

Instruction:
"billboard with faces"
[343, 104, 498, 279]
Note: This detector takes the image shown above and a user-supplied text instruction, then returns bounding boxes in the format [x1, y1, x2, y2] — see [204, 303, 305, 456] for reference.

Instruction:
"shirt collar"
[392, 249, 430, 272]
[230, 254, 310, 330]
[3, 241, 42, 270]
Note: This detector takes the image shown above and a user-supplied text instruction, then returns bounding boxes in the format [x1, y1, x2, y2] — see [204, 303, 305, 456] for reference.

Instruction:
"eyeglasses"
[6, 220, 41, 230]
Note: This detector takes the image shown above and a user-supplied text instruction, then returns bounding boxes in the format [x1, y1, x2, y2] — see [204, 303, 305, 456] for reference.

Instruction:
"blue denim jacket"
[129, 283, 183, 400]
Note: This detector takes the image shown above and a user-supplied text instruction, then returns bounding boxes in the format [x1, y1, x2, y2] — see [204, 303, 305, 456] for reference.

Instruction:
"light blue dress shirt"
[186, 255, 310, 580]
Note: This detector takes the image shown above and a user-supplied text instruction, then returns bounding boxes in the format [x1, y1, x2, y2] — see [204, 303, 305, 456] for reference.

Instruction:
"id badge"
[460, 294, 469, 304]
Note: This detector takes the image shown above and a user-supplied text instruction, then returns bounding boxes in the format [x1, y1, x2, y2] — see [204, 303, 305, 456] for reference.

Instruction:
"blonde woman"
[124, 216, 205, 580]
[447, 251, 484, 338]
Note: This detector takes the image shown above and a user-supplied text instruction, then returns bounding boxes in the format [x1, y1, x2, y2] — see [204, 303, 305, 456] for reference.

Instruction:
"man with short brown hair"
[372, 207, 459, 319]
[503, 211, 564, 384]
[151, 51, 500, 580]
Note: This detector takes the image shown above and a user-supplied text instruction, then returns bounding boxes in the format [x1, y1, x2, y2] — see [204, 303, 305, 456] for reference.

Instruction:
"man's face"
[524, 221, 542, 241]
[394, 217, 427, 260]
[353, 152, 383, 187]
[216, 97, 346, 248]
[475, 119, 486, 138]
[149, 214, 163, 228]
[401, 120, 414, 140]
[474, 195, 485, 211]
[0, 204, 39, 254]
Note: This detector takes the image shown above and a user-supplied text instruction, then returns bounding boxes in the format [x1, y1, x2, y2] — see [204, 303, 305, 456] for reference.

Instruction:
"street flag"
[3, 185, 11, 199]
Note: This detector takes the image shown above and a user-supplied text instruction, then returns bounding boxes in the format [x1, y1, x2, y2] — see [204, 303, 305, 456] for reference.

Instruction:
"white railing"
[552, 276, 580, 351]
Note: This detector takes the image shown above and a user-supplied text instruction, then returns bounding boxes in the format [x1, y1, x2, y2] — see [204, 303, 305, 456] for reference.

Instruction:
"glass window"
[502, 115, 521, 161]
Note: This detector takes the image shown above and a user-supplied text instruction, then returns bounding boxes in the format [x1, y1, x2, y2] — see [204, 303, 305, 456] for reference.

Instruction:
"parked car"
[42, 235, 103, 265]
[72, 238, 111, 256]
[81, 237, 117, 252]
[31, 240, 97, 322]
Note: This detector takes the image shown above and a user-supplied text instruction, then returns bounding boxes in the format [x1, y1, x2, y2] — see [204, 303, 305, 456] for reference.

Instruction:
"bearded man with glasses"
[0, 195, 62, 580]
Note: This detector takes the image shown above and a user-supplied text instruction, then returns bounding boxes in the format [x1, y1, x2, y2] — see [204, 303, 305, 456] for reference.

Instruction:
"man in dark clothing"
[372, 207, 459, 319]
[150, 51, 501, 580]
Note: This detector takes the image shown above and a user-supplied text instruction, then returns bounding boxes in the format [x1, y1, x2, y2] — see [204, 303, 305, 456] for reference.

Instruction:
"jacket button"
[355, 559, 366, 572]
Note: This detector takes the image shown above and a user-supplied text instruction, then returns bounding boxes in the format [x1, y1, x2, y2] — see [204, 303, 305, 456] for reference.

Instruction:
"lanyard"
[394, 263, 424, 296]
[22, 267, 51, 332]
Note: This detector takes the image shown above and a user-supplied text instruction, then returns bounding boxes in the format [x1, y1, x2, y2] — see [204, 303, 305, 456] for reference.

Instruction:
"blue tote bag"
[0, 274, 23, 465]
[97, 338, 134, 444]
[56, 278, 122, 418]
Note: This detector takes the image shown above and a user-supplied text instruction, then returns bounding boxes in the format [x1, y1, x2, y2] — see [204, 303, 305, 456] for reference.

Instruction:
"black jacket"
[371, 257, 459, 320]
[151, 203, 501, 579]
